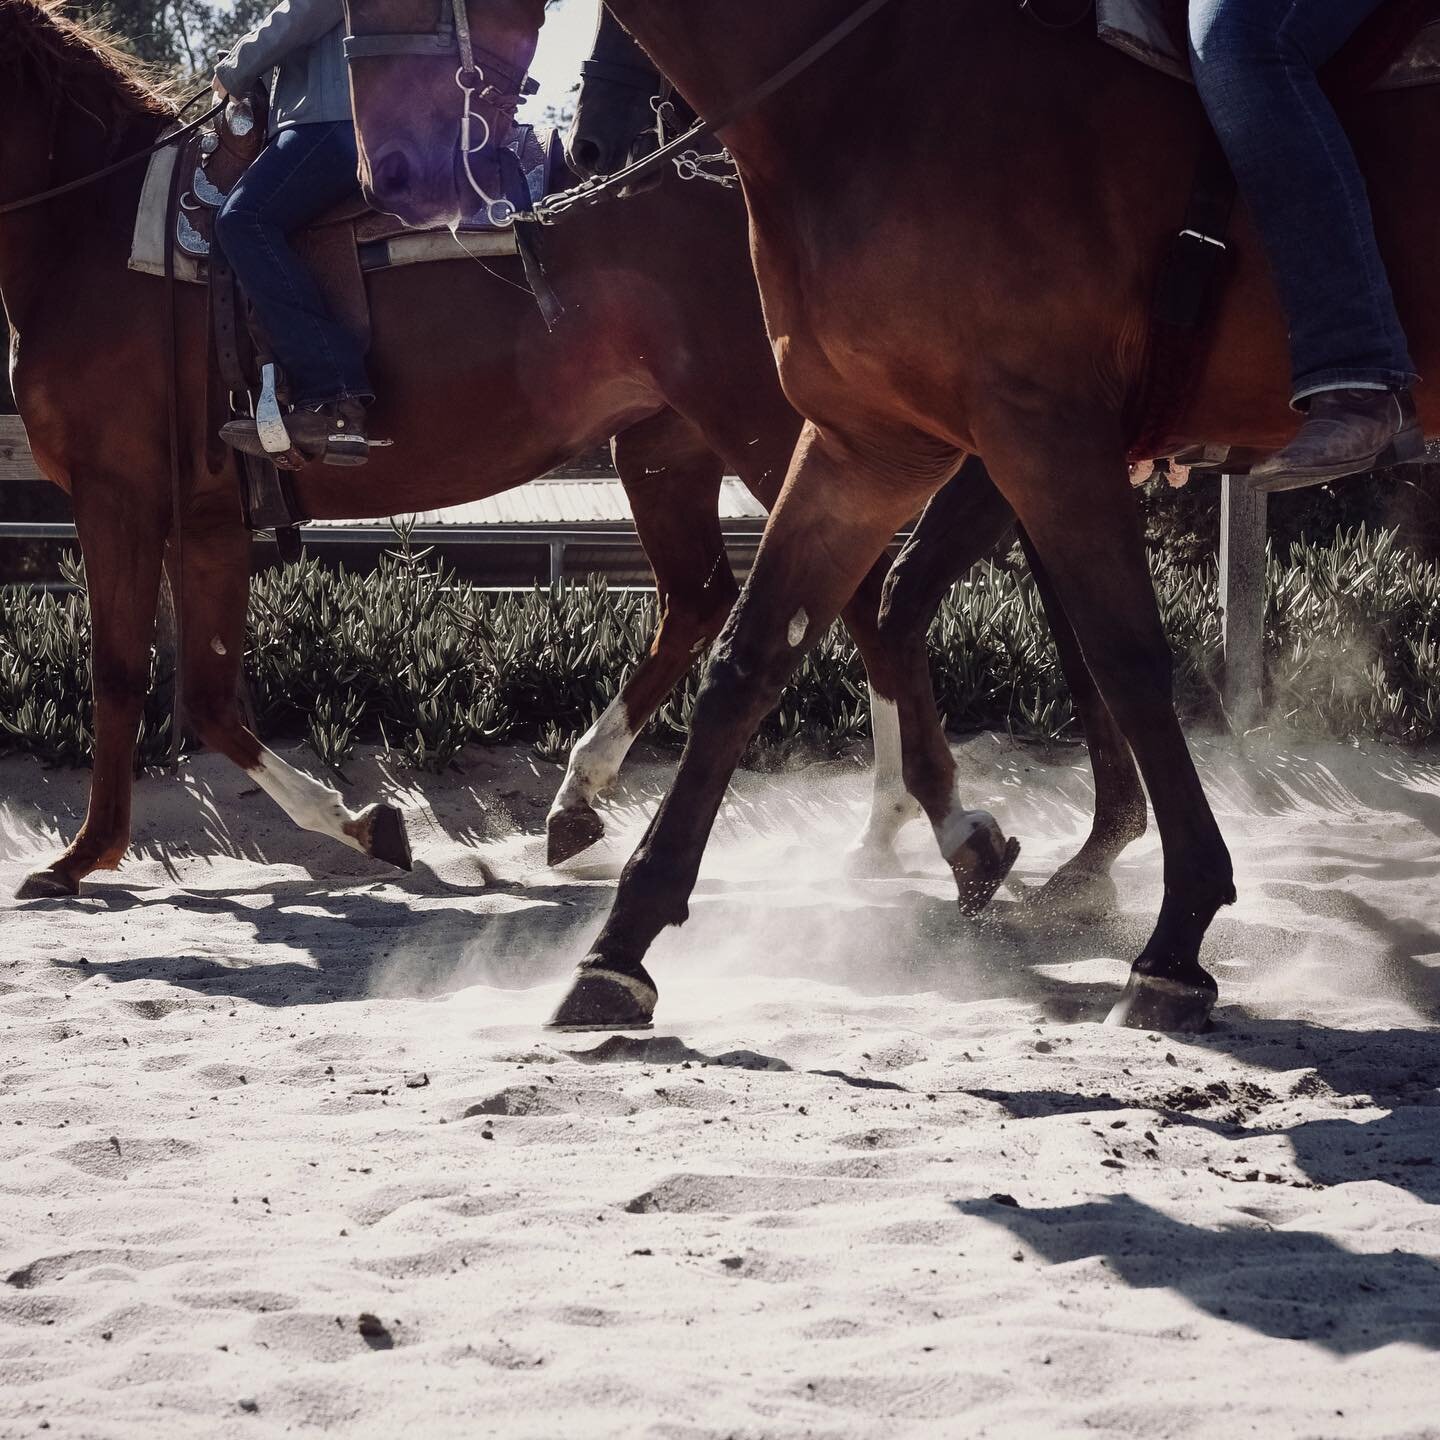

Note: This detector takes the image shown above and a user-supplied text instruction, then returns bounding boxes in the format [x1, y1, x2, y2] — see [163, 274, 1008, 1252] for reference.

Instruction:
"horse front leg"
[868, 457, 1021, 907]
[180, 513, 411, 871]
[547, 416, 738, 863]
[16, 476, 167, 899]
[545, 422, 971, 1031]
[977, 406, 1234, 1032]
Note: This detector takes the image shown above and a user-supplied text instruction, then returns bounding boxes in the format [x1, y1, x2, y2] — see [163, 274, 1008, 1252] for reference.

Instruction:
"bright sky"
[518, 0, 601, 124]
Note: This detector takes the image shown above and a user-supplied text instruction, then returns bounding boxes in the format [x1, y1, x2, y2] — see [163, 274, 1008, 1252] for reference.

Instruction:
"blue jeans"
[215, 121, 373, 406]
[1189, 0, 1418, 405]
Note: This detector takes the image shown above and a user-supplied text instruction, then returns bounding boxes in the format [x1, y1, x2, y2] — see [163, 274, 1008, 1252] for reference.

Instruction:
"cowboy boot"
[1250, 387, 1424, 490]
[222, 397, 372, 468]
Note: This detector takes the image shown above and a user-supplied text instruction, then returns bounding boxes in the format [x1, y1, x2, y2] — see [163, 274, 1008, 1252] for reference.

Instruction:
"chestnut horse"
[563, 4, 1146, 912]
[354, 0, 1440, 1034]
[0, 0, 997, 902]
[1, 0, 877, 896]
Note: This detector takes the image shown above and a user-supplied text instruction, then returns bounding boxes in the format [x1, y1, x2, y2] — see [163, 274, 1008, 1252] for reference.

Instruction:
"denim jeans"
[215, 121, 373, 406]
[1189, 0, 1418, 405]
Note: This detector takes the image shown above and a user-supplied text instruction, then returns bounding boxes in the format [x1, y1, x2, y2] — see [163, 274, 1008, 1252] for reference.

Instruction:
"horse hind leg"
[547, 415, 736, 864]
[17, 477, 168, 899]
[977, 406, 1233, 1032]
[864, 457, 1021, 909]
[177, 521, 411, 871]
[1015, 526, 1146, 921]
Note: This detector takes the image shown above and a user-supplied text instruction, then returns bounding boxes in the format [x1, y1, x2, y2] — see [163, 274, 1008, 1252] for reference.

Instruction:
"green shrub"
[2, 527, 1438, 774]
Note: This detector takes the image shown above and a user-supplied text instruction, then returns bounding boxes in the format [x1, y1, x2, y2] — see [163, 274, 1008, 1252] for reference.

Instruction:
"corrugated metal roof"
[311, 475, 767, 528]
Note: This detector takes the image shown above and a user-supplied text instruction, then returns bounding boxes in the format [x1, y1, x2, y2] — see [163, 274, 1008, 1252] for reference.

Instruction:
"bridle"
[343, 0, 538, 226]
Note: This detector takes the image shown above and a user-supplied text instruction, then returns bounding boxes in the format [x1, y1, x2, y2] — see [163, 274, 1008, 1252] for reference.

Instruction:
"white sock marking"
[247, 747, 370, 853]
[550, 697, 637, 817]
[852, 687, 921, 854]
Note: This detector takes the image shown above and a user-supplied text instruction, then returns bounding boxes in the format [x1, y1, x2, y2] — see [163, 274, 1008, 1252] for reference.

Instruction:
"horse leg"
[547, 416, 738, 863]
[546, 425, 1003, 1030]
[16, 477, 166, 899]
[834, 558, 927, 877]
[178, 518, 411, 870]
[1016, 527, 1147, 918]
[867, 457, 1022, 903]
[978, 411, 1234, 1031]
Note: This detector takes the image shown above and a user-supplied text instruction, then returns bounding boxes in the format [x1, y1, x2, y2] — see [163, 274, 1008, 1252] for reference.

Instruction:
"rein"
[514, 0, 903, 225]
[343, 0, 539, 227]
[0, 86, 223, 218]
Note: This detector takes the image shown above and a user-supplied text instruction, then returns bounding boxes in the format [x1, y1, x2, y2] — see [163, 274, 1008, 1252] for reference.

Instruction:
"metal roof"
[310, 475, 768, 529]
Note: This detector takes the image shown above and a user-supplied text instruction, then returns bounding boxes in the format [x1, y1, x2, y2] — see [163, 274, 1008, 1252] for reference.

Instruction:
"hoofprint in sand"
[1, 732, 1438, 1439]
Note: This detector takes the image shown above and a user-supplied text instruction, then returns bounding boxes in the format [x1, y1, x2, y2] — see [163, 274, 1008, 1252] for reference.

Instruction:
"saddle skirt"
[1097, 0, 1440, 92]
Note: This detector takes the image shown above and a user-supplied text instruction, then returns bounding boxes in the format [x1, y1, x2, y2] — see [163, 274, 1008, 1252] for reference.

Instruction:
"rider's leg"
[215, 121, 374, 463]
[1190, 0, 1421, 483]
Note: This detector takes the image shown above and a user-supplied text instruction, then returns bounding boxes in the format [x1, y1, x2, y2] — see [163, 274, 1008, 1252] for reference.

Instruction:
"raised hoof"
[545, 962, 657, 1032]
[955, 835, 1022, 919]
[546, 805, 606, 866]
[360, 803, 412, 871]
[15, 868, 80, 900]
[1105, 971, 1216, 1033]
[1031, 866, 1119, 923]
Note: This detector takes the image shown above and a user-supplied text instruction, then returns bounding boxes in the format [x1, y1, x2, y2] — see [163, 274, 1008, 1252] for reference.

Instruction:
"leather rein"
[343, 0, 539, 226]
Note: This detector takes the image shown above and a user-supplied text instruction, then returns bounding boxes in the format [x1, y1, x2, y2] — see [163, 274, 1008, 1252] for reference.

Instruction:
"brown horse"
[562, 4, 1147, 911]
[347, 0, 1153, 915]
[353, 0, 1440, 1035]
[1, 0, 1003, 903]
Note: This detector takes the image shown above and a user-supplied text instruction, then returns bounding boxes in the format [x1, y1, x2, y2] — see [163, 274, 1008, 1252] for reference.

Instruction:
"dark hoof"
[1030, 866, 1119, 923]
[363, 803, 412, 871]
[15, 868, 80, 900]
[1105, 971, 1216, 1033]
[545, 961, 657, 1032]
[955, 835, 1022, 919]
[546, 805, 606, 866]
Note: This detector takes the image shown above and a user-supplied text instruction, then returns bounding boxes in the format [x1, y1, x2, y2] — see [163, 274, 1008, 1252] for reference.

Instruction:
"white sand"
[1, 733, 1438, 1439]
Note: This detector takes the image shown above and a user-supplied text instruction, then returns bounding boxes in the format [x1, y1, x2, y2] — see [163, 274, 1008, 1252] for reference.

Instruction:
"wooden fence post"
[1219, 473, 1268, 732]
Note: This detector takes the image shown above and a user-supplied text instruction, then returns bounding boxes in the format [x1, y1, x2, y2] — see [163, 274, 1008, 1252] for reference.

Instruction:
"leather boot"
[222, 397, 371, 468]
[1250, 387, 1424, 490]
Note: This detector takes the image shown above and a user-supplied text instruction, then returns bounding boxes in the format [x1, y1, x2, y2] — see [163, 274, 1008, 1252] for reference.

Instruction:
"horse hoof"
[546, 805, 606, 866]
[358, 803, 412, 871]
[1104, 971, 1216, 1033]
[955, 834, 1022, 919]
[841, 842, 903, 879]
[545, 960, 657, 1032]
[1032, 867, 1119, 923]
[15, 868, 80, 900]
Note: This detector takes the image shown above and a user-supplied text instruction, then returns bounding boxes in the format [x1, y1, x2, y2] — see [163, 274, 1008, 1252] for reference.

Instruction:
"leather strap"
[1125, 131, 1236, 461]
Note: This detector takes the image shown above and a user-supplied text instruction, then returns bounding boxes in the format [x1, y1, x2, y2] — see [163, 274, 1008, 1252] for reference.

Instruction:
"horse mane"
[0, 0, 175, 124]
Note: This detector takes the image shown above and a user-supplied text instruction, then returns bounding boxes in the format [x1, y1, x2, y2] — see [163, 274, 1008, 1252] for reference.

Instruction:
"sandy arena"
[1, 732, 1438, 1438]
